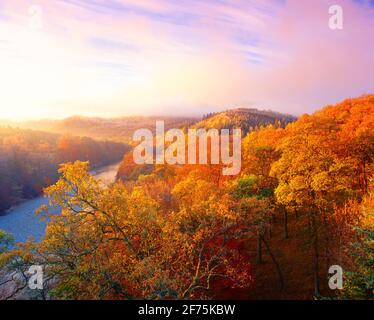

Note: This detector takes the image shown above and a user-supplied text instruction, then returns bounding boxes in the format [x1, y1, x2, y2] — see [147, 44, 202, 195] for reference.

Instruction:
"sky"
[0, 0, 373, 120]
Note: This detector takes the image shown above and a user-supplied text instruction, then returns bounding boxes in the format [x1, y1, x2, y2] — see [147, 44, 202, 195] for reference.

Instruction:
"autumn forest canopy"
[0, 128, 129, 212]
[0, 95, 373, 300]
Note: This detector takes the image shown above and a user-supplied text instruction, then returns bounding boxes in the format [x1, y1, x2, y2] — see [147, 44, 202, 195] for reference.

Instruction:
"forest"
[0, 127, 129, 213]
[0, 95, 373, 300]
[197, 108, 297, 135]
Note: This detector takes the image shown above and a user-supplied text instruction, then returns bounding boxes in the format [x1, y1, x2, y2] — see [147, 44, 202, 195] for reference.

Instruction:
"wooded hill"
[195, 108, 297, 134]
[0, 127, 129, 213]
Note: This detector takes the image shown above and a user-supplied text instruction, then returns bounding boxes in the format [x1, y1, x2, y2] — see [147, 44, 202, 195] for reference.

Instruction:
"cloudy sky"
[0, 0, 373, 120]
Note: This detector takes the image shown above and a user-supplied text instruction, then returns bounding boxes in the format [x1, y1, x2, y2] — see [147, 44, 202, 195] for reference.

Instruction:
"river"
[0, 162, 121, 245]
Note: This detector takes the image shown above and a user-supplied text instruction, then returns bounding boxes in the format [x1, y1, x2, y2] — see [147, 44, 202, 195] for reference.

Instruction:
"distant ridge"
[1, 108, 297, 142]
[195, 108, 297, 134]
[13, 116, 198, 142]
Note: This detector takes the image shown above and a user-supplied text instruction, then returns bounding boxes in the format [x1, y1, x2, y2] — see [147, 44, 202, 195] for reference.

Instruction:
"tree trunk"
[257, 233, 263, 264]
[268, 225, 272, 239]
[310, 212, 321, 297]
[260, 235, 284, 291]
[294, 207, 299, 219]
[284, 207, 289, 239]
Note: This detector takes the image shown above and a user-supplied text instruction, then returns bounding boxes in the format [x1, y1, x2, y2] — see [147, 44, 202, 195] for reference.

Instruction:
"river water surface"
[0, 162, 121, 244]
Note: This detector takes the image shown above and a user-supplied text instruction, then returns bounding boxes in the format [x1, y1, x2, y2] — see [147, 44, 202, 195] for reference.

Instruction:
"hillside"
[195, 108, 297, 134]
[0, 127, 129, 213]
[116, 107, 296, 180]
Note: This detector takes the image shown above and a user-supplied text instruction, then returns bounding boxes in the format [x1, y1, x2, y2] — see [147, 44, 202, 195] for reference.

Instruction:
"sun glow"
[0, 22, 122, 120]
